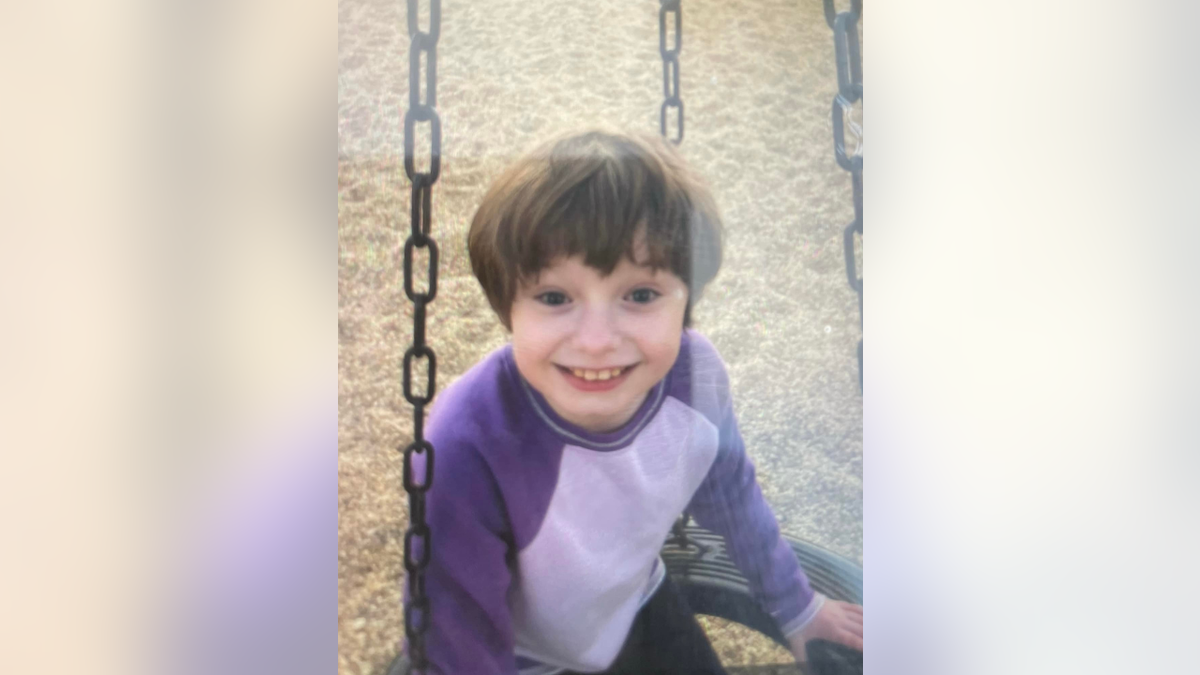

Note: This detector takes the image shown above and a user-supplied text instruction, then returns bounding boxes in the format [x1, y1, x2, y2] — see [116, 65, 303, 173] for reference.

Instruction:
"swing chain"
[825, 0, 863, 389]
[658, 0, 694, 552]
[401, 1, 441, 671]
[659, 0, 684, 144]
[823, 0, 862, 32]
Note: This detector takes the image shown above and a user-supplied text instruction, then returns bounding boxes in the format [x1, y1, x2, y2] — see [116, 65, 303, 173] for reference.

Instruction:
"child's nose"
[573, 304, 620, 353]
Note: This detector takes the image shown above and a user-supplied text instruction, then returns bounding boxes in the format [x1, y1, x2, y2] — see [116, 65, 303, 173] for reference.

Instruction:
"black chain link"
[825, 0, 863, 389]
[659, 0, 683, 144]
[401, 1, 441, 671]
[657, 0, 693, 548]
[823, 0, 861, 30]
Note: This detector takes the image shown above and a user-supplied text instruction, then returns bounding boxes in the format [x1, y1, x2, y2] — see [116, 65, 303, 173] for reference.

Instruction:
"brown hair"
[467, 130, 724, 330]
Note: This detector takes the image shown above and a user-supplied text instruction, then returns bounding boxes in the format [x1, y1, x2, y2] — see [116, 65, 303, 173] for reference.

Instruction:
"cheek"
[649, 341, 681, 369]
[513, 334, 553, 366]
[634, 326, 682, 368]
[511, 317, 565, 363]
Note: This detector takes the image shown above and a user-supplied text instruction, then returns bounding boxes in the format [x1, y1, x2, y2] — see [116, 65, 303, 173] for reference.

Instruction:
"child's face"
[510, 249, 689, 433]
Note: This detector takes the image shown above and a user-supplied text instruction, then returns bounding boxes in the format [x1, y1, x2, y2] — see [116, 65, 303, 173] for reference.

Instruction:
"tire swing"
[389, 2, 864, 673]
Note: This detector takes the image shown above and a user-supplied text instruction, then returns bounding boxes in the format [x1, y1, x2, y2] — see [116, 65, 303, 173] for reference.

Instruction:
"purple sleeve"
[404, 418, 518, 674]
[684, 379, 822, 637]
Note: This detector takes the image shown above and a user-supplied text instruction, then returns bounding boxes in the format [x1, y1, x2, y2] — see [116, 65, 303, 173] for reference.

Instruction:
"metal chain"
[659, 0, 684, 144]
[825, 0, 863, 389]
[658, 0, 694, 550]
[401, 0, 441, 671]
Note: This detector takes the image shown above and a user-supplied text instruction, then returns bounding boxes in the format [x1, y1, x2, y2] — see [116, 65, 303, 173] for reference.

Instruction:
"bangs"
[517, 150, 684, 281]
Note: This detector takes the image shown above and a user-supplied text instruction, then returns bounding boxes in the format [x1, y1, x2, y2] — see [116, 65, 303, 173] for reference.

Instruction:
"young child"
[405, 130, 863, 674]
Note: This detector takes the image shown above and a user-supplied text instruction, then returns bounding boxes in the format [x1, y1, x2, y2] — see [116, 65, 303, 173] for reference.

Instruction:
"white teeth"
[567, 367, 626, 381]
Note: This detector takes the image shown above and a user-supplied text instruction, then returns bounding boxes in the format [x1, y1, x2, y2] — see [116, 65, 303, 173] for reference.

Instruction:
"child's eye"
[627, 288, 661, 304]
[536, 291, 569, 306]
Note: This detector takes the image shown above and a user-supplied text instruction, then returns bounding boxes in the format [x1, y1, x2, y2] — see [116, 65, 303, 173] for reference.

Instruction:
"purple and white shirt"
[406, 329, 820, 674]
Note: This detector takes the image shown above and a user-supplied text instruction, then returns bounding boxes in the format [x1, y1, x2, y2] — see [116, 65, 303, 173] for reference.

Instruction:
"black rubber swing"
[660, 525, 862, 649]
[390, 1, 864, 673]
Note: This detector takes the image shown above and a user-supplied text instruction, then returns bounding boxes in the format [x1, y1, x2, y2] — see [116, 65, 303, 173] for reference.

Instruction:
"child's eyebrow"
[630, 263, 668, 277]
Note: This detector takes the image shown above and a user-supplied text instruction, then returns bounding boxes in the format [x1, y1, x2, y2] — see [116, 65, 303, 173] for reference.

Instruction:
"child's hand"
[787, 596, 863, 663]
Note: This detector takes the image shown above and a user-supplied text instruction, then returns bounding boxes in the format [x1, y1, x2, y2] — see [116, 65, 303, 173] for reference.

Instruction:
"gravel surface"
[339, 1, 862, 672]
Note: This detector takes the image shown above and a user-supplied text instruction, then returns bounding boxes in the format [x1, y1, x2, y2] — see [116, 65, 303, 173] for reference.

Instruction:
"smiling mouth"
[556, 364, 637, 382]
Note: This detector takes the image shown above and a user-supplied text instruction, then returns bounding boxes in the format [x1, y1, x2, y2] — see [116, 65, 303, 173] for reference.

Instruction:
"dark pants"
[567, 576, 729, 675]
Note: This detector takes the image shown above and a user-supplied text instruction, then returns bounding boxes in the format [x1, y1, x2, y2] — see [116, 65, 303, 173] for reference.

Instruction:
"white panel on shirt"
[510, 397, 720, 672]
